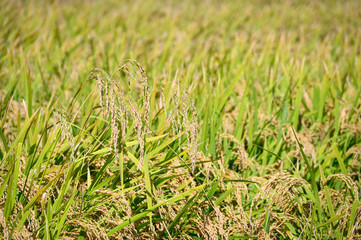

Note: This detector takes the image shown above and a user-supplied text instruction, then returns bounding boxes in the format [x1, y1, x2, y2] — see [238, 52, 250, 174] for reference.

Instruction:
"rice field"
[0, 0, 361, 239]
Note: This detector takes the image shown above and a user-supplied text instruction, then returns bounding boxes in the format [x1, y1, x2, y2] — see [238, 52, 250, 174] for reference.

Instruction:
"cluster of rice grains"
[92, 60, 198, 170]
[169, 75, 199, 171]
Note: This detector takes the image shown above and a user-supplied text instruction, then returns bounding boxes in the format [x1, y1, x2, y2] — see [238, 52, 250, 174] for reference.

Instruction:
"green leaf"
[215, 187, 235, 206]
